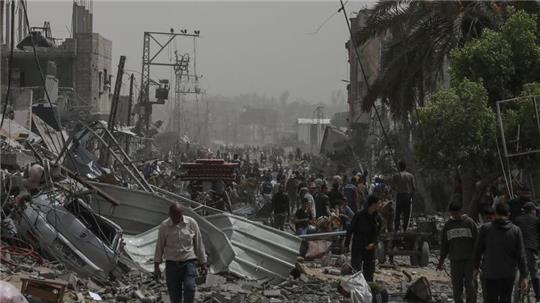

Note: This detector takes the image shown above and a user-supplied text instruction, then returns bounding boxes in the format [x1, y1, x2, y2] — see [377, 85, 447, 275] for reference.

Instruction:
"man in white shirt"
[154, 203, 208, 303]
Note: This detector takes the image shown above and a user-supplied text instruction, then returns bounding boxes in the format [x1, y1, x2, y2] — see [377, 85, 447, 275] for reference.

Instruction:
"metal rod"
[125, 73, 134, 153]
[505, 150, 540, 158]
[533, 96, 540, 134]
[148, 34, 176, 63]
[108, 55, 126, 132]
[298, 231, 347, 239]
[496, 101, 509, 158]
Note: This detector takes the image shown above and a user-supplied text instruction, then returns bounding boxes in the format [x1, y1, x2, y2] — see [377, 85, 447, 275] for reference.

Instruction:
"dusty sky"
[27, 1, 372, 103]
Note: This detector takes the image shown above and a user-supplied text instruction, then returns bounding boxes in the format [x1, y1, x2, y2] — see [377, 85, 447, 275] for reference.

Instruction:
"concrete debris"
[0, 107, 458, 303]
[197, 274, 342, 303]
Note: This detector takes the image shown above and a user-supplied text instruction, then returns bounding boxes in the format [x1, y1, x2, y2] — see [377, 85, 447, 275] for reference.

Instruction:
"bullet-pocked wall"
[73, 32, 112, 115]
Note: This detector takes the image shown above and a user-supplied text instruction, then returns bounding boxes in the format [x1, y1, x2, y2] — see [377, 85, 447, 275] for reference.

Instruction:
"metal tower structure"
[137, 30, 200, 139]
[172, 50, 204, 137]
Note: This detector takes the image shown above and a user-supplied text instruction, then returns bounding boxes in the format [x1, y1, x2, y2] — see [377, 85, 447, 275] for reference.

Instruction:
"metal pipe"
[298, 230, 347, 239]
[0, 0, 4, 44]
[5, 0, 10, 47]
[17, 0, 22, 43]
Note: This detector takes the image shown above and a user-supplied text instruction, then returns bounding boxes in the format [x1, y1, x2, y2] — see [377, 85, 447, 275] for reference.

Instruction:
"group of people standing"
[438, 185, 536, 303]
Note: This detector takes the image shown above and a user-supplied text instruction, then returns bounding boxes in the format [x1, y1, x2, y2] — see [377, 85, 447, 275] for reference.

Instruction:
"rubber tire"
[418, 241, 430, 267]
[376, 241, 386, 264]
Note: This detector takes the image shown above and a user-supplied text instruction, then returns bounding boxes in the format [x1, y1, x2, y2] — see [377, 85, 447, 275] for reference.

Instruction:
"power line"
[20, 0, 79, 172]
[307, 0, 348, 35]
[0, 2, 15, 128]
[338, 0, 398, 168]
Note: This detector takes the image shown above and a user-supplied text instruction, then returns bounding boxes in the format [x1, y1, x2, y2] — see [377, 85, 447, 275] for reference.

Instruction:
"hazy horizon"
[26, 1, 373, 108]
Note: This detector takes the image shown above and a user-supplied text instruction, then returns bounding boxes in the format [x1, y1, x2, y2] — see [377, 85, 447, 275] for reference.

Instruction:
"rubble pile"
[0, 243, 168, 302]
[197, 273, 342, 303]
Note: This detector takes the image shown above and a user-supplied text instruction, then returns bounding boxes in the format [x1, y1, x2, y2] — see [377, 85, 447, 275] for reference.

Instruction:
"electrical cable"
[0, 2, 15, 128]
[338, 0, 398, 169]
[20, 0, 80, 174]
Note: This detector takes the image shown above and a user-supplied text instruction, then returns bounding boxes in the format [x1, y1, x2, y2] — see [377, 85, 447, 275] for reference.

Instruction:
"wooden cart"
[376, 231, 431, 267]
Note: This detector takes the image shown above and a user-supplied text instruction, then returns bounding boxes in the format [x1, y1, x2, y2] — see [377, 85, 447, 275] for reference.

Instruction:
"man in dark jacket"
[272, 184, 289, 230]
[509, 186, 532, 222]
[328, 182, 345, 209]
[437, 202, 478, 303]
[315, 184, 331, 219]
[473, 202, 528, 303]
[344, 195, 382, 282]
[515, 202, 540, 301]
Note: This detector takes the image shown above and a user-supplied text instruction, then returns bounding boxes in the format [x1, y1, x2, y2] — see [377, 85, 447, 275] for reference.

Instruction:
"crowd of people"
[169, 143, 539, 303]
[438, 185, 535, 303]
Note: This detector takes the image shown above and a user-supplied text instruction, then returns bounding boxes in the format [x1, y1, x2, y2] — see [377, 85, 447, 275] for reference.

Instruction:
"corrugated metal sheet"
[88, 182, 302, 281]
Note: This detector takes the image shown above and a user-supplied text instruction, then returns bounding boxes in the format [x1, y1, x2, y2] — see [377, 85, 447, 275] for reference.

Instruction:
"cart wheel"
[376, 241, 386, 264]
[418, 241, 430, 267]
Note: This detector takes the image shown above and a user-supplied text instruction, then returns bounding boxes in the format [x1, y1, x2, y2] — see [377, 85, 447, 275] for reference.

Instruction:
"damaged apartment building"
[0, 0, 112, 130]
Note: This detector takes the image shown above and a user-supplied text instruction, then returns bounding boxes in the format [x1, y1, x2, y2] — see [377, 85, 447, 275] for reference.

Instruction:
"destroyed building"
[0, 0, 112, 124]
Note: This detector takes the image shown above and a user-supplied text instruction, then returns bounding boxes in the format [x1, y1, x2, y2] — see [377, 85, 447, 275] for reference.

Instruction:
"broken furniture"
[20, 277, 67, 303]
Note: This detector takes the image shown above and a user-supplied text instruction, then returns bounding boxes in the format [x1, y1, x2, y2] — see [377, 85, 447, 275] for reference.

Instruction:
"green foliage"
[450, 10, 540, 103]
[416, 79, 496, 170]
[357, 1, 505, 118]
[501, 83, 540, 157]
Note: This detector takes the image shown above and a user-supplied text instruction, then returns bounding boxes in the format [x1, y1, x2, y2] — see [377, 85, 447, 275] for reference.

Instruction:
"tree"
[356, 1, 507, 118]
[501, 82, 540, 162]
[416, 79, 496, 171]
[451, 10, 540, 104]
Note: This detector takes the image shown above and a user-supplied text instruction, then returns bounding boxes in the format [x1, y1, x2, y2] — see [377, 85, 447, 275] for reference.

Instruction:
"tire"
[418, 241, 430, 267]
[376, 241, 386, 264]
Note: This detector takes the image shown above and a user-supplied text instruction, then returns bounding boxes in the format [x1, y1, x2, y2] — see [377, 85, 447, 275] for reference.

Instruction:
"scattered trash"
[339, 272, 373, 303]
[405, 277, 432, 302]
[88, 291, 102, 301]
[0, 281, 28, 303]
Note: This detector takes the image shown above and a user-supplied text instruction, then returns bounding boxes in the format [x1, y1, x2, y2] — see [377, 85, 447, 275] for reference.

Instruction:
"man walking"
[154, 203, 208, 303]
[315, 184, 331, 219]
[286, 171, 299, 212]
[515, 202, 540, 302]
[272, 184, 289, 230]
[392, 161, 415, 231]
[437, 202, 478, 303]
[344, 195, 382, 282]
[473, 203, 528, 303]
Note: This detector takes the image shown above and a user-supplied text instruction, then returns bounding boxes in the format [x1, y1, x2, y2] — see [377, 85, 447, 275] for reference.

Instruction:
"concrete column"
[0, 0, 5, 45]
[17, 0, 22, 43]
[88, 12, 92, 33]
[22, 0, 26, 38]
[5, 0, 10, 47]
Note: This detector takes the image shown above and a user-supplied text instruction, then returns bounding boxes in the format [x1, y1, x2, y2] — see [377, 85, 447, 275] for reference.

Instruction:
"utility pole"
[204, 93, 209, 145]
[126, 73, 134, 127]
[137, 30, 200, 146]
[125, 73, 134, 154]
[108, 55, 126, 133]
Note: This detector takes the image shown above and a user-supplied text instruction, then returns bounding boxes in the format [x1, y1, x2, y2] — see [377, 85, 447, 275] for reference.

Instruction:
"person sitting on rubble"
[294, 198, 316, 235]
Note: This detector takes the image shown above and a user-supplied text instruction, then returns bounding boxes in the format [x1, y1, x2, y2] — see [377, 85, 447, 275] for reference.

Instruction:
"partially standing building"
[296, 118, 330, 154]
[0, 0, 112, 126]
